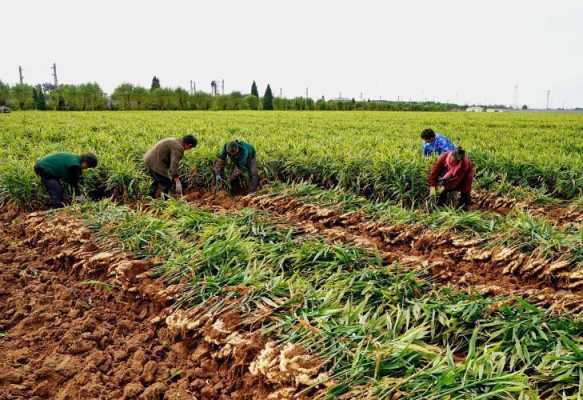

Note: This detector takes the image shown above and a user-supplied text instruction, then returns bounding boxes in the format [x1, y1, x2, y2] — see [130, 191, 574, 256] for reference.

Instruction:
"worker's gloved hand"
[74, 195, 85, 202]
[429, 187, 438, 198]
[175, 179, 183, 196]
[215, 174, 224, 184]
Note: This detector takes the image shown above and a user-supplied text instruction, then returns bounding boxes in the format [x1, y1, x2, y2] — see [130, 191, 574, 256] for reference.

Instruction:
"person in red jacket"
[428, 147, 475, 210]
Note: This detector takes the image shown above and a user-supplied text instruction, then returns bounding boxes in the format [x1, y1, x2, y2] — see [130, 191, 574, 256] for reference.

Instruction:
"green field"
[1, 111, 582, 207]
[1, 110, 583, 398]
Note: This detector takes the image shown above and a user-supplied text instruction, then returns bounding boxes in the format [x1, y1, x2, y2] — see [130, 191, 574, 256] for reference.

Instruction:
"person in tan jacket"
[144, 135, 197, 198]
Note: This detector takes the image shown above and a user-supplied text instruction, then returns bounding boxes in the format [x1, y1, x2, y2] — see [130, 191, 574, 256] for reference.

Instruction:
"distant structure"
[512, 83, 519, 109]
[546, 90, 551, 110]
[18, 66, 24, 84]
[52, 63, 58, 87]
[466, 106, 484, 112]
[210, 79, 224, 96]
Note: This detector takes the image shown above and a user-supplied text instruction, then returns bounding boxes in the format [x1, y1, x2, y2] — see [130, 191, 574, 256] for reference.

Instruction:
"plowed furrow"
[182, 191, 583, 314]
[0, 210, 327, 399]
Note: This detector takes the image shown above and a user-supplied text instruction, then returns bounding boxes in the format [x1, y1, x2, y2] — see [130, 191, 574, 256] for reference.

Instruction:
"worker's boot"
[249, 174, 260, 193]
[458, 193, 471, 211]
[229, 177, 243, 196]
[437, 190, 450, 207]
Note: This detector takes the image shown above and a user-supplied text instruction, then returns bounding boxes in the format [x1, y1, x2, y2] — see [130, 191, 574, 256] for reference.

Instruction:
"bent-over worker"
[421, 128, 457, 157]
[144, 134, 197, 198]
[428, 147, 474, 211]
[34, 152, 98, 208]
[213, 140, 259, 194]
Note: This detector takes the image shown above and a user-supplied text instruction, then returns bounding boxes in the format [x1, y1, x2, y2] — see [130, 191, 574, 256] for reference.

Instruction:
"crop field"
[1, 111, 582, 206]
[1, 111, 583, 399]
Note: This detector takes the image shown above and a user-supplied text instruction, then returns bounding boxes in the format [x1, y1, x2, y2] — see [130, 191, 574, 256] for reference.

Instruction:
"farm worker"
[421, 128, 457, 157]
[34, 152, 98, 208]
[213, 140, 259, 194]
[428, 147, 474, 211]
[144, 134, 197, 198]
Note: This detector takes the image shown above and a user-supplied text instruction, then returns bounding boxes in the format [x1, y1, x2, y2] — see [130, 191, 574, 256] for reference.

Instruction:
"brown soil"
[473, 190, 583, 229]
[0, 210, 328, 400]
[184, 190, 583, 314]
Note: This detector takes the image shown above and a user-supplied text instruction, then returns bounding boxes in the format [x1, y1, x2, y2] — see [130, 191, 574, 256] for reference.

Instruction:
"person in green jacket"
[34, 152, 98, 208]
[213, 140, 259, 194]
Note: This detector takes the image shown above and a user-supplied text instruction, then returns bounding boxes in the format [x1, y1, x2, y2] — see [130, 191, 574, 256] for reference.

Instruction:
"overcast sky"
[3, 0, 582, 108]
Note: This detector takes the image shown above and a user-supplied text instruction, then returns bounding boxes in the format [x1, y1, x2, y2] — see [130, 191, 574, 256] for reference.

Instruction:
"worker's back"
[36, 153, 81, 179]
[144, 138, 183, 177]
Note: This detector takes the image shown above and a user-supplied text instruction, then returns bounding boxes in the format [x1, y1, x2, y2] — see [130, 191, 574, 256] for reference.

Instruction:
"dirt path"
[184, 190, 583, 314]
[0, 210, 328, 400]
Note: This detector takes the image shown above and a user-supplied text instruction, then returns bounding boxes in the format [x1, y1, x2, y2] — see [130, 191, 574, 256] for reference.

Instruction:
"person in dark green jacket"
[213, 140, 259, 194]
[34, 152, 98, 208]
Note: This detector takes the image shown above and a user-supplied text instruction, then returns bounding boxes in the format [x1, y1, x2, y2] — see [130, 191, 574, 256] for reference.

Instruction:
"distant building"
[0, 106, 11, 113]
[466, 106, 484, 112]
[486, 108, 506, 112]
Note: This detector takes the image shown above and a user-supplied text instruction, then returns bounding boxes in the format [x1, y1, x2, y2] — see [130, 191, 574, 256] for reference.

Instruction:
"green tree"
[112, 83, 136, 110]
[151, 76, 160, 91]
[33, 85, 47, 110]
[175, 88, 190, 109]
[316, 97, 327, 110]
[11, 84, 34, 110]
[244, 95, 259, 110]
[133, 86, 148, 109]
[251, 81, 259, 98]
[0, 81, 9, 106]
[262, 84, 274, 110]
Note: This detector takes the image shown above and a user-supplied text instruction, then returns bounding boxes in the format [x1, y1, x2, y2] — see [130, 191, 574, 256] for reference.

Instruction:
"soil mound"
[0, 211, 327, 399]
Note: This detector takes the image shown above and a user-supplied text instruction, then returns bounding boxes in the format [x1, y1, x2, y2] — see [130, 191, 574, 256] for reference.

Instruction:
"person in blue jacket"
[421, 128, 457, 157]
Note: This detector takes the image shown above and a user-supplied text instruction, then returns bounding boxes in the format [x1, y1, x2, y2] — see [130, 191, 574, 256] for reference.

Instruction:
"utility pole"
[279, 88, 283, 97]
[18, 66, 24, 84]
[305, 87, 309, 99]
[189, 80, 193, 95]
[546, 90, 551, 110]
[512, 83, 519, 109]
[221, 79, 224, 95]
[52, 63, 58, 87]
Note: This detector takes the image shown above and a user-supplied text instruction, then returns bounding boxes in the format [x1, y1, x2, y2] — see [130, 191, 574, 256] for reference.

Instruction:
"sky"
[2, 0, 582, 108]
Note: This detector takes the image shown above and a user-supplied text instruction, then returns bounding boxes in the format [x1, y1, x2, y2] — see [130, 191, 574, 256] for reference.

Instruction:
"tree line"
[0, 77, 461, 112]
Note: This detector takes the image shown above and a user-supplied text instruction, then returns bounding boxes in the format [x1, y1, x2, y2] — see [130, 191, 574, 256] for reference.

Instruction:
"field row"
[67, 197, 583, 399]
[1, 111, 582, 208]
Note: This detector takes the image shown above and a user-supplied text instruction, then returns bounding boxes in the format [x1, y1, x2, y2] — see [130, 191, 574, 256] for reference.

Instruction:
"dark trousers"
[35, 166, 64, 208]
[438, 190, 471, 211]
[214, 157, 259, 195]
[148, 169, 173, 198]
[229, 157, 259, 194]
